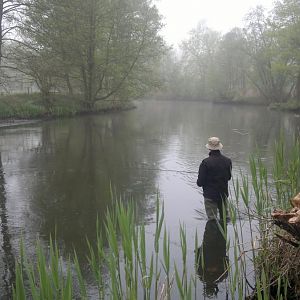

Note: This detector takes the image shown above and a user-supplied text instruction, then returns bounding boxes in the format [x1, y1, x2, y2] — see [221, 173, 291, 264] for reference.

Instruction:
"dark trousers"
[204, 198, 228, 220]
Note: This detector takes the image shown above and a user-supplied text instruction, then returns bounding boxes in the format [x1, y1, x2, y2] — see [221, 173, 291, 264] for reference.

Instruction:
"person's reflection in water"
[196, 220, 228, 298]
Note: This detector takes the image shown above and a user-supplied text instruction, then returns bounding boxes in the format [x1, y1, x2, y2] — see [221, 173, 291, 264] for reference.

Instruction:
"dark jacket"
[197, 150, 232, 202]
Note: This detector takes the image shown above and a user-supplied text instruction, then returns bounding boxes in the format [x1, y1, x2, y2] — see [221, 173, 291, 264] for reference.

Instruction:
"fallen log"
[271, 192, 300, 245]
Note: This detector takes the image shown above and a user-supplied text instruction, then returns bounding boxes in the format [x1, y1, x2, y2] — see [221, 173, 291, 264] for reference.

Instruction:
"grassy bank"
[11, 139, 300, 299]
[212, 96, 267, 106]
[269, 100, 300, 113]
[214, 97, 300, 113]
[0, 93, 135, 120]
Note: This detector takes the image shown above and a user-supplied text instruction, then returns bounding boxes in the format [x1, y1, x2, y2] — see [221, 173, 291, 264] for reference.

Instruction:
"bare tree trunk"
[86, 0, 96, 109]
[0, 0, 3, 65]
[296, 72, 300, 103]
[42, 89, 52, 109]
[65, 73, 73, 95]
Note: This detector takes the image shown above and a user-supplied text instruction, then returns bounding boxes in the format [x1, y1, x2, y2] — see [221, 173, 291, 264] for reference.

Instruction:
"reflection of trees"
[0, 152, 15, 298]
[27, 115, 161, 259]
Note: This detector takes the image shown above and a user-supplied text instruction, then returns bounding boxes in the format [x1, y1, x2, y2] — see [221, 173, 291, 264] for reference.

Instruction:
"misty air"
[0, 0, 300, 299]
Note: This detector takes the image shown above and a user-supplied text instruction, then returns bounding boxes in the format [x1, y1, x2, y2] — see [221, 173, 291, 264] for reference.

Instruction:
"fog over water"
[0, 0, 300, 297]
[157, 0, 274, 45]
[0, 100, 299, 298]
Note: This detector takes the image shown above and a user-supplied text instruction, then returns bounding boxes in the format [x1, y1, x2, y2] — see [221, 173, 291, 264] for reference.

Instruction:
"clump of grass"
[14, 238, 74, 299]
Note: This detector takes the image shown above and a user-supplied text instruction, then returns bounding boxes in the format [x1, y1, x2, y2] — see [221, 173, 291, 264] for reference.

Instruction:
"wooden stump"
[271, 192, 300, 246]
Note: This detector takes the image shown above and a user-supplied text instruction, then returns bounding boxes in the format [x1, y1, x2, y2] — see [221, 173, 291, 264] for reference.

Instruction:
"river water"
[0, 100, 299, 299]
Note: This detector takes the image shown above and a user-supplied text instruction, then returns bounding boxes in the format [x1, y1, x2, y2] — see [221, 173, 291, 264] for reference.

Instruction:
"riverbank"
[214, 97, 300, 113]
[213, 96, 267, 106]
[0, 93, 136, 126]
[141, 95, 300, 113]
[269, 100, 300, 113]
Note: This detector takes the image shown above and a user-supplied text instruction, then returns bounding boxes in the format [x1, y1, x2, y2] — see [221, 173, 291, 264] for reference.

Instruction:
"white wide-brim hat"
[206, 136, 223, 150]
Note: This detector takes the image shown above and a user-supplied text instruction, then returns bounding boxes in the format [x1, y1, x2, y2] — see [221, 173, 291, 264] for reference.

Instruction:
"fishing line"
[125, 166, 198, 174]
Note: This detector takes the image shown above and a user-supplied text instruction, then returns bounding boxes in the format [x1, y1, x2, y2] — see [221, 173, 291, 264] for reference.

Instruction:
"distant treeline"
[1, 0, 300, 112]
[160, 0, 300, 108]
[0, 0, 166, 109]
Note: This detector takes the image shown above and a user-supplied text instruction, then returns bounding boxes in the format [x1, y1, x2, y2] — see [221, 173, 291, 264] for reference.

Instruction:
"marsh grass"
[12, 138, 300, 299]
[228, 138, 300, 299]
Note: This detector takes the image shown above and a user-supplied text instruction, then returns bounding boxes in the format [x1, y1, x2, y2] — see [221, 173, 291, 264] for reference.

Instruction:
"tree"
[0, 0, 23, 65]
[156, 49, 187, 100]
[180, 22, 220, 100]
[210, 28, 248, 100]
[16, 0, 166, 107]
[0, 0, 24, 90]
[273, 0, 300, 102]
[242, 6, 291, 103]
[73, 0, 165, 107]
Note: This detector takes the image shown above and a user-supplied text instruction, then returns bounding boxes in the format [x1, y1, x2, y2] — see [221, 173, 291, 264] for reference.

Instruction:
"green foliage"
[0, 93, 134, 120]
[11, 0, 166, 108]
[0, 94, 46, 119]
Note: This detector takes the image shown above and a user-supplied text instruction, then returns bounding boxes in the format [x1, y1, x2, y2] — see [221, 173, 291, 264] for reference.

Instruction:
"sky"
[156, 0, 275, 46]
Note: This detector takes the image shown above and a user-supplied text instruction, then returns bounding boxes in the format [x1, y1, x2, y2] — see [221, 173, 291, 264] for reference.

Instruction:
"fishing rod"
[125, 154, 240, 175]
[125, 166, 198, 174]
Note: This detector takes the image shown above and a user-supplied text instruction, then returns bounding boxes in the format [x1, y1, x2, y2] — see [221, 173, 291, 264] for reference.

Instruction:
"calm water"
[0, 100, 299, 299]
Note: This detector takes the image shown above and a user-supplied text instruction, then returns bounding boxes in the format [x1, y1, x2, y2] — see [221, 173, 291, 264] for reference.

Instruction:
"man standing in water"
[197, 137, 232, 221]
